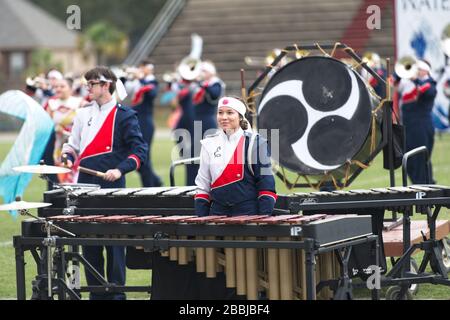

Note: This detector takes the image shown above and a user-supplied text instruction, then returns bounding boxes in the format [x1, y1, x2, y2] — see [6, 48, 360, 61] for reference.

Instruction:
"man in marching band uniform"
[396, 60, 437, 184]
[130, 59, 162, 187]
[194, 96, 277, 216]
[62, 66, 148, 300]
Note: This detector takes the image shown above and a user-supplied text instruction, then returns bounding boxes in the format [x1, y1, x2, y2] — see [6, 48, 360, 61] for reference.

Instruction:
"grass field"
[1, 129, 450, 300]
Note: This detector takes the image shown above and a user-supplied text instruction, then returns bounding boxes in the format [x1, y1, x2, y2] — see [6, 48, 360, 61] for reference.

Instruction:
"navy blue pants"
[137, 115, 162, 187]
[404, 117, 434, 184]
[82, 245, 126, 300]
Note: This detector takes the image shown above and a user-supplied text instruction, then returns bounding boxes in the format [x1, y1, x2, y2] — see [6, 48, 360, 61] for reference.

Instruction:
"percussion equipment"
[13, 165, 71, 175]
[15, 185, 450, 300]
[257, 56, 382, 183]
[0, 200, 52, 211]
[20, 212, 374, 300]
[53, 183, 100, 191]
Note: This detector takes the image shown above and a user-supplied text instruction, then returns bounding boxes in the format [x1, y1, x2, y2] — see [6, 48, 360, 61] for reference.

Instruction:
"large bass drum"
[257, 56, 381, 184]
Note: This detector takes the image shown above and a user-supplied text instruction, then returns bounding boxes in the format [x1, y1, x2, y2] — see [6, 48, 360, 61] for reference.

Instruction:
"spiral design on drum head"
[258, 56, 373, 175]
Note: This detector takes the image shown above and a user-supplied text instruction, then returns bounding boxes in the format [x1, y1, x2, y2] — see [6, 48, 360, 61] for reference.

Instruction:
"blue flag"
[0, 90, 54, 214]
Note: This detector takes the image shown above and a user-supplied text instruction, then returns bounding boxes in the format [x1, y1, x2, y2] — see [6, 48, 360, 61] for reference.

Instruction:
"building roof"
[0, 0, 78, 50]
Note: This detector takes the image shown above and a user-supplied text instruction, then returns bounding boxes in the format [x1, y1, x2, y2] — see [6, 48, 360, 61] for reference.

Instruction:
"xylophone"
[38, 185, 450, 217]
[18, 211, 375, 300]
[279, 185, 450, 213]
[17, 184, 450, 300]
[39, 186, 198, 217]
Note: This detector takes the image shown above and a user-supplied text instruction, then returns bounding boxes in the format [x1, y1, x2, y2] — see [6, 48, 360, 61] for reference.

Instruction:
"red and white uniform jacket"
[194, 128, 277, 216]
[62, 98, 148, 188]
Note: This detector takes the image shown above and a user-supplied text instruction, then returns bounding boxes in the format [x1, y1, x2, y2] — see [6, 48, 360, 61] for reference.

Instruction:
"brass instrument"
[395, 55, 418, 79]
[362, 51, 382, 69]
[177, 56, 202, 81]
[245, 48, 293, 67]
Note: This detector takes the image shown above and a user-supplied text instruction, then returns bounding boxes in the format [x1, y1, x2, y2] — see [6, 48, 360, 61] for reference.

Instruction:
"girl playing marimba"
[194, 96, 277, 216]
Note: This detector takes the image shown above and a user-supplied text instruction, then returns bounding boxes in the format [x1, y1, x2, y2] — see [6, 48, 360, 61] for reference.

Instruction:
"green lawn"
[1, 131, 450, 299]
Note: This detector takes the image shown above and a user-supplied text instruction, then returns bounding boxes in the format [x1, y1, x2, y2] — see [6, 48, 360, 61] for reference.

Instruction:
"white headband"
[417, 60, 431, 72]
[218, 97, 247, 117]
[93, 75, 128, 101]
[218, 97, 253, 132]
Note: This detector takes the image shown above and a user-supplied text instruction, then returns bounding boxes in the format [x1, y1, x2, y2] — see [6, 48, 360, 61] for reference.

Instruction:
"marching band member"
[130, 59, 163, 187]
[62, 66, 148, 300]
[191, 61, 225, 183]
[173, 67, 197, 185]
[396, 59, 437, 184]
[192, 60, 225, 136]
[194, 96, 277, 216]
[45, 77, 86, 183]
[361, 53, 387, 97]
[38, 69, 64, 189]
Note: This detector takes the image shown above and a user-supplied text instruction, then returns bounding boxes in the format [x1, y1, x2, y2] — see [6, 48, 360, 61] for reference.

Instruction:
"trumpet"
[244, 48, 292, 67]
[362, 51, 382, 69]
[395, 55, 418, 79]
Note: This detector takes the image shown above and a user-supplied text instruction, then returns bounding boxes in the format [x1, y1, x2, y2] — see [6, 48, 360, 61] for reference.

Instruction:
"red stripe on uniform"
[78, 106, 117, 162]
[418, 82, 431, 93]
[211, 136, 245, 189]
[132, 84, 155, 105]
[402, 87, 418, 104]
[128, 154, 141, 170]
[258, 191, 278, 202]
[195, 193, 210, 202]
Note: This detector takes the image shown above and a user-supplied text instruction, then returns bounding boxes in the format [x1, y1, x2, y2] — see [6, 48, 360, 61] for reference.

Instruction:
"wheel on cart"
[385, 285, 413, 300]
[386, 258, 419, 299]
[430, 238, 450, 274]
[441, 237, 450, 273]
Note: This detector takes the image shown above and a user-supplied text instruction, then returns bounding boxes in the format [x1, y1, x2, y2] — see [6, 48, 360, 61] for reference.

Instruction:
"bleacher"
[146, 0, 394, 94]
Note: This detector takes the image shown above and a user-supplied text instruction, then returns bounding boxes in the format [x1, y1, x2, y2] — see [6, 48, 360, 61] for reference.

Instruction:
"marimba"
[18, 210, 375, 300]
[17, 184, 450, 300]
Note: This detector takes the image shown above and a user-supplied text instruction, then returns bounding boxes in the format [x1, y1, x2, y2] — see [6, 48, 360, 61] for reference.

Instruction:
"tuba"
[176, 33, 203, 81]
[177, 56, 202, 81]
[395, 55, 418, 79]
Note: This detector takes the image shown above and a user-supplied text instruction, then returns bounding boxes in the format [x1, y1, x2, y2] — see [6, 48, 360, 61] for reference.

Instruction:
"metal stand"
[169, 157, 200, 186]
[18, 209, 75, 299]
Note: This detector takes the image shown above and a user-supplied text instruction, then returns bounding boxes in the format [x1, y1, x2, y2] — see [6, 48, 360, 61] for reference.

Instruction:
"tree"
[79, 21, 129, 65]
[30, 0, 165, 50]
[26, 49, 63, 76]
